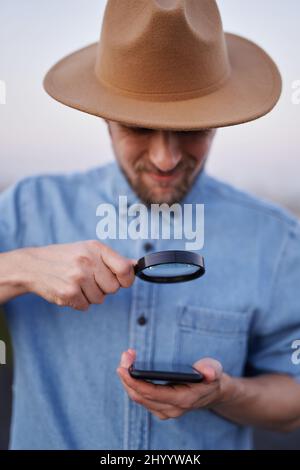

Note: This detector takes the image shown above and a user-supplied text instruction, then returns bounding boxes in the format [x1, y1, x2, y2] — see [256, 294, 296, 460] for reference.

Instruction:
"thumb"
[193, 357, 223, 384]
[119, 349, 136, 369]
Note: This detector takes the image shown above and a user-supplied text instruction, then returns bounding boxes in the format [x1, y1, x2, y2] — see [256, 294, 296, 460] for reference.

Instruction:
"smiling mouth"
[147, 170, 182, 183]
[145, 163, 183, 179]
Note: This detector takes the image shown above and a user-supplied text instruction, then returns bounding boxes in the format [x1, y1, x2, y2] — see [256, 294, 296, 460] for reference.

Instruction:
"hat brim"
[43, 33, 282, 130]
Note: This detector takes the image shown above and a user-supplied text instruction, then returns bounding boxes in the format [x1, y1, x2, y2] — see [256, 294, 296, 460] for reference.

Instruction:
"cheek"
[113, 141, 135, 166]
[184, 138, 211, 161]
[117, 135, 147, 161]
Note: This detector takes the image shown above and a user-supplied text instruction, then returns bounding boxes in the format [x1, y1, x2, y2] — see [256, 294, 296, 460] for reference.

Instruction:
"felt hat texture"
[44, 0, 282, 130]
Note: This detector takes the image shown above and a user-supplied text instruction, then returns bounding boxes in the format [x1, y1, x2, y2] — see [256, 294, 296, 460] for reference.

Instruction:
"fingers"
[76, 241, 136, 306]
[94, 261, 121, 295]
[80, 276, 106, 304]
[117, 350, 224, 420]
[193, 357, 223, 384]
[120, 377, 172, 412]
[26, 240, 136, 311]
[54, 282, 90, 311]
[118, 363, 220, 417]
[77, 245, 135, 304]
[118, 350, 166, 405]
[119, 350, 136, 368]
[117, 361, 186, 406]
[100, 244, 136, 288]
[120, 378, 181, 419]
[117, 351, 183, 420]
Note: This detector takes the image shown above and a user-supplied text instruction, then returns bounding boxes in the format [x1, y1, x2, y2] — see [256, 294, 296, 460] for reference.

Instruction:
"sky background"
[1, 0, 300, 215]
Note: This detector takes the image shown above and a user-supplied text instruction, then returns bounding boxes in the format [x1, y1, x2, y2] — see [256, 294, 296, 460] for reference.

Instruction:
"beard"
[120, 155, 201, 206]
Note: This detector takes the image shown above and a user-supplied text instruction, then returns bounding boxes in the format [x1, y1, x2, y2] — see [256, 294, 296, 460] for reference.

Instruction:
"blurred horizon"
[0, 0, 300, 217]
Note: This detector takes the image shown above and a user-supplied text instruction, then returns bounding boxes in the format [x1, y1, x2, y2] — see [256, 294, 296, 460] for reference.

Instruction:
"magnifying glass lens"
[143, 263, 200, 278]
[134, 251, 205, 283]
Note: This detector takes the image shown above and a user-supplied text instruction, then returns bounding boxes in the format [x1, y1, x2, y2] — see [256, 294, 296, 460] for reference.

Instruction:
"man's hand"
[0, 241, 136, 309]
[117, 349, 227, 420]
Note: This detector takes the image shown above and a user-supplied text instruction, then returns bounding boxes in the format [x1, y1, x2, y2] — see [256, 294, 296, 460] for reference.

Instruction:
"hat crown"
[95, 0, 231, 101]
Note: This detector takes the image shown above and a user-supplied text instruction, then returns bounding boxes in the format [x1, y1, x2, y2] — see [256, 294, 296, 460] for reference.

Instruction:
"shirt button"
[143, 242, 154, 252]
[137, 315, 147, 326]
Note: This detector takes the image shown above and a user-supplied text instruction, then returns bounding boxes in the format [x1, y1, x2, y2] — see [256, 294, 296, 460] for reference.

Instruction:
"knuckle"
[157, 413, 169, 421]
[56, 290, 69, 305]
[116, 260, 132, 277]
[55, 295, 67, 307]
[129, 391, 142, 403]
[179, 401, 192, 411]
[121, 274, 135, 288]
[143, 393, 153, 401]
[76, 303, 89, 312]
[104, 280, 120, 294]
[133, 396, 143, 405]
[166, 408, 182, 419]
[176, 397, 191, 410]
[70, 269, 86, 284]
[56, 287, 80, 308]
[54, 287, 89, 312]
[86, 239, 101, 251]
[75, 254, 92, 268]
[64, 285, 80, 301]
[97, 294, 106, 304]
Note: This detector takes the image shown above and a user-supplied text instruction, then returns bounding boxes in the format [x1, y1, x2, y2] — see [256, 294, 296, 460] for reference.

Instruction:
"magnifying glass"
[134, 250, 205, 283]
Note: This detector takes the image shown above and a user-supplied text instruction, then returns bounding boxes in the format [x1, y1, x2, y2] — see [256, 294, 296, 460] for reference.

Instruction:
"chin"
[143, 189, 183, 206]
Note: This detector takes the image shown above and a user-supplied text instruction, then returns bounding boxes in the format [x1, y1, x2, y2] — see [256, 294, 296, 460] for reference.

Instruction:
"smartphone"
[129, 362, 203, 384]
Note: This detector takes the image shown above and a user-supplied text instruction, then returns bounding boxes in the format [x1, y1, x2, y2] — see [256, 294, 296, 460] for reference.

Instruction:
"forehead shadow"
[119, 123, 213, 133]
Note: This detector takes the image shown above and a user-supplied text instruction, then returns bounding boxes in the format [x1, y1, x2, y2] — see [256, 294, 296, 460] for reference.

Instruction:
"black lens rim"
[134, 250, 205, 283]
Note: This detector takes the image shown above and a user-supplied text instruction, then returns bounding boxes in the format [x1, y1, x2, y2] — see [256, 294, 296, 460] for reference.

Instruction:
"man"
[1, 0, 300, 450]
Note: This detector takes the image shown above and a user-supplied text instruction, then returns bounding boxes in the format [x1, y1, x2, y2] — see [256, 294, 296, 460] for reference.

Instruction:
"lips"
[147, 170, 182, 183]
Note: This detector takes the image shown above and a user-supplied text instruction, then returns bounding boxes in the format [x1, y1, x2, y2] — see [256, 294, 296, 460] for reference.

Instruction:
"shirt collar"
[109, 162, 139, 206]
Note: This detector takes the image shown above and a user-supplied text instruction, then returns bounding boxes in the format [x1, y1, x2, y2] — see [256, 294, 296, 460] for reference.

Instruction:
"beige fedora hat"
[44, 0, 282, 130]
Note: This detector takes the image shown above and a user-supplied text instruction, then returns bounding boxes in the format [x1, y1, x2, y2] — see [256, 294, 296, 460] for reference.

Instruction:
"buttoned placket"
[123, 237, 158, 450]
[112, 168, 179, 450]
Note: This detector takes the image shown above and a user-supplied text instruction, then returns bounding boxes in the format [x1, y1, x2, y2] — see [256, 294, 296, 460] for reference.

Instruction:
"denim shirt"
[1, 162, 300, 450]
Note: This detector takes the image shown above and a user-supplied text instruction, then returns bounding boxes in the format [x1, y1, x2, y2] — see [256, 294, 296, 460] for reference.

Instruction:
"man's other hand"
[117, 349, 229, 420]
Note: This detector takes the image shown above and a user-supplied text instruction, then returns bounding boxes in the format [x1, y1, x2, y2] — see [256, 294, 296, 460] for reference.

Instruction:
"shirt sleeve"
[0, 179, 28, 254]
[246, 219, 300, 383]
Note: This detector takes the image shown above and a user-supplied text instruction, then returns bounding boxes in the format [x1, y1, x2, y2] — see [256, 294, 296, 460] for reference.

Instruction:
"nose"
[148, 131, 182, 172]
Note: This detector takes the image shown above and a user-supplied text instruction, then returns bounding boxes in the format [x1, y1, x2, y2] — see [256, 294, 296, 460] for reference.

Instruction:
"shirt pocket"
[173, 305, 252, 377]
